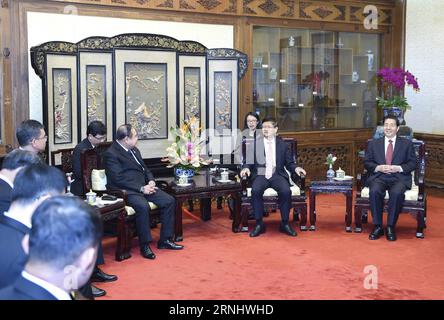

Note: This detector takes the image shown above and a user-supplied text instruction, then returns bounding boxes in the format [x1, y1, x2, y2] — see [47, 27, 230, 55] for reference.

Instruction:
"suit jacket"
[70, 138, 94, 196]
[364, 136, 417, 188]
[0, 215, 30, 289]
[0, 179, 12, 214]
[242, 136, 297, 182]
[0, 275, 57, 300]
[102, 141, 155, 194]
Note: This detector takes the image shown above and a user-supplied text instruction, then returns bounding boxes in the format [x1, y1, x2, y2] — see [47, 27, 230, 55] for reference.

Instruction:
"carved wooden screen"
[30, 34, 248, 161]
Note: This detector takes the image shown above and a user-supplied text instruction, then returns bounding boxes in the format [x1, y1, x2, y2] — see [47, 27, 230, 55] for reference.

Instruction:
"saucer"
[333, 175, 353, 181]
[176, 182, 192, 187]
[217, 179, 231, 183]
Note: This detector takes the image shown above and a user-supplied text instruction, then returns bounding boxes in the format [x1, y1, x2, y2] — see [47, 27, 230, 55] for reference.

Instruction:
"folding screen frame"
[30, 34, 248, 162]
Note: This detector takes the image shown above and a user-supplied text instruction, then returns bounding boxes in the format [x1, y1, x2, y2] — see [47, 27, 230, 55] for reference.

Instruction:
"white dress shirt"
[0, 173, 14, 188]
[382, 135, 403, 172]
[264, 137, 276, 178]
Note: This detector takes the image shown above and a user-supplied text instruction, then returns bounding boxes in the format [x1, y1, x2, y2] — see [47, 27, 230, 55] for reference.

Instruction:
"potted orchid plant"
[376, 67, 420, 124]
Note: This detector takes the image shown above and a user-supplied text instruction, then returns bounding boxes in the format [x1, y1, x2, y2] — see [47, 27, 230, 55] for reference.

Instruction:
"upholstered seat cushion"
[91, 169, 158, 214]
[247, 185, 301, 197]
[360, 173, 419, 201]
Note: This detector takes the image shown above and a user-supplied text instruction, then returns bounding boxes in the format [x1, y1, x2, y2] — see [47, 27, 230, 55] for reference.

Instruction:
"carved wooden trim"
[414, 133, 444, 187]
[30, 33, 208, 79]
[46, 0, 394, 25]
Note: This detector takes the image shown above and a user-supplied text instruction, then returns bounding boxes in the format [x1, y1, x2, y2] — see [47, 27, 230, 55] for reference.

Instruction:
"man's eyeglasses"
[93, 135, 107, 141]
[36, 135, 48, 141]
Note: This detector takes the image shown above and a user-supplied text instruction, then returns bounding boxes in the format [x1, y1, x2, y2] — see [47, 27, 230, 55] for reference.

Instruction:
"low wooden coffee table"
[164, 170, 242, 241]
[309, 178, 353, 232]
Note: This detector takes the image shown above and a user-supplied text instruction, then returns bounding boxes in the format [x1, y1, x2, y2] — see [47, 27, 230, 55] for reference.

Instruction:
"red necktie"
[385, 139, 393, 165]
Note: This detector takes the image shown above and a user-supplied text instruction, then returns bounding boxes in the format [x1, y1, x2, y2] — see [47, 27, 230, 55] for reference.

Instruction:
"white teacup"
[86, 191, 97, 205]
[221, 171, 229, 181]
[336, 167, 345, 179]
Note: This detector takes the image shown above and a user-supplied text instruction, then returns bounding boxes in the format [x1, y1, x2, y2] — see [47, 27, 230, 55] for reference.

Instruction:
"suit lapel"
[377, 138, 385, 163]
[113, 142, 142, 170]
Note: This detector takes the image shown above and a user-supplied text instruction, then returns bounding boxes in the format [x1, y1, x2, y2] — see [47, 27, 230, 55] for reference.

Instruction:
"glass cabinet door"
[252, 27, 380, 131]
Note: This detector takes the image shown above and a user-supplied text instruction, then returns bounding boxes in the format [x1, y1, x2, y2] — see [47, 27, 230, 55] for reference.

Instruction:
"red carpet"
[97, 191, 444, 300]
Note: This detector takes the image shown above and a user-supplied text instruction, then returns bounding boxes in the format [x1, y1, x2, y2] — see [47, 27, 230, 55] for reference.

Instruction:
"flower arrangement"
[376, 67, 420, 111]
[302, 71, 330, 98]
[162, 117, 212, 171]
[325, 153, 337, 167]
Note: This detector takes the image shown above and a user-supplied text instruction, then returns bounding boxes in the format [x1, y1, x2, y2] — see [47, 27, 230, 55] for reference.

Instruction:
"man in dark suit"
[103, 124, 183, 260]
[364, 115, 417, 241]
[16, 120, 47, 154]
[0, 196, 102, 300]
[0, 149, 41, 214]
[0, 164, 67, 289]
[71, 121, 107, 196]
[240, 117, 306, 238]
[70, 121, 117, 291]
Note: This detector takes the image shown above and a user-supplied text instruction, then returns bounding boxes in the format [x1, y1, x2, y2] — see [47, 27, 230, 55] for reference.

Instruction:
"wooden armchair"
[240, 137, 308, 231]
[354, 139, 427, 238]
[80, 144, 167, 261]
[50, 147, 74, 172]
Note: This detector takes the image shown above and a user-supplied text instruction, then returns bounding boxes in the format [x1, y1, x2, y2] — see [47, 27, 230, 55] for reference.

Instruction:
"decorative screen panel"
[114, 49, 176, 158]
[45, 54, 78, 155]
[86, 66, 106, 124]
[179, 55, 206, 129]
[125, 62, 168, 140]
[214, 71, 233, 136]
[52, 68, 72, 144]
[79, 52, 113, 142]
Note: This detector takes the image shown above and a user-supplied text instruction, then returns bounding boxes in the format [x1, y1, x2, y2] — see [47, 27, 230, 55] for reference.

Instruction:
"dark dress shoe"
[91, 284, 106, 298]
[157, 239, 184, 250]
[249, 224, 266, 237]
[279, 223, 297, 237]
[369, 225, 384, 240]
[140, 244, 156, 259]
[90, 267, 118, 283]
[386, 226, 397, 241]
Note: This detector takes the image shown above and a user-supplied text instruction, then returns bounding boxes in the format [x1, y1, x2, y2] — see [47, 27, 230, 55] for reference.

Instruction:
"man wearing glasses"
[16, 120, 47, 154]
[70, 121, 107, 196]
[70, 121, 117, 296]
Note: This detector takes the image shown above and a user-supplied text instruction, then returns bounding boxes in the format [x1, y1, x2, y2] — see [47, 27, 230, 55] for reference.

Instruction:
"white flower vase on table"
[162, 116, 212, 184]
[325, 153, 337, 180]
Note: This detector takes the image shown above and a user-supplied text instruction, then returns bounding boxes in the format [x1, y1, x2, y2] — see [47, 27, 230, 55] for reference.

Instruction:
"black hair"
[16, 120, 44, 147]
[243, 112, 262, 130]
[1, 149, 42, 170]
[383, 115, 400, 127]
[261, 116, 278, 128]
[28, 196, 103, 269]
[11, 164, 68, 205]
[87, 121, 107, 137]
[116, 124, 134, 140]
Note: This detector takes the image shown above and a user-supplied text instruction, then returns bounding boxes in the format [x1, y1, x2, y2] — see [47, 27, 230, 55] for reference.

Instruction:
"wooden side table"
[93, 199, 129, 261]
[309, 178, 353, 232]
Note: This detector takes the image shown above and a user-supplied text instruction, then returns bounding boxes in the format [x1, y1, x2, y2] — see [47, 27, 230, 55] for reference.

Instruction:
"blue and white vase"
[383, 106, 405, 125]
[174, 167, 195, 183]
[326, 164, 335, 180]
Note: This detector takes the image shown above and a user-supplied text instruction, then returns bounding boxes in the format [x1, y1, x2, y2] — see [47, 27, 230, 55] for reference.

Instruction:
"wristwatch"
[140, 186, 144, 193]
